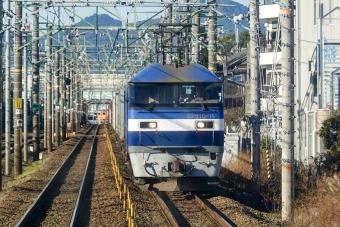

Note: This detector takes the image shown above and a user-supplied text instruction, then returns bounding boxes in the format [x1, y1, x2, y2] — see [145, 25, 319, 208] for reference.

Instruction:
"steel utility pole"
[13, 1, 23, 176]
[249, 0, 261, 186]
[5, 0, 11, 176]
[208, 0, 217, 73]
[54, 47, 60, 147]
[281, 0, 295, 221]
[46, 25, 52, 153]
[32, 5, 40, 160]
[0, 0, 3, 190]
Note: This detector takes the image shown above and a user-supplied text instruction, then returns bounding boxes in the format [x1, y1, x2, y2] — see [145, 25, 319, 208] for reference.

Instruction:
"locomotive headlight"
[148, 122, 157, 128]
[196, 121, 214, 129]
[197, 122, 205, 128]
[140, 122, 157, 129]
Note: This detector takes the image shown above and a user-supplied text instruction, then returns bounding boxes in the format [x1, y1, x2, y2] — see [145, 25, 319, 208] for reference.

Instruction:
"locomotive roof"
[129, 63, 222, 83]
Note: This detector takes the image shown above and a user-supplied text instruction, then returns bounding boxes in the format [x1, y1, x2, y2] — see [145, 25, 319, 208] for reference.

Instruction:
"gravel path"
[1, 124, 281, 227]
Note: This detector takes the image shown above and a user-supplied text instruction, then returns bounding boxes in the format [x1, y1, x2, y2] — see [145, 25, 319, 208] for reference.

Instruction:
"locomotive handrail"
[144, 163, 157, 177]
[148, 146, 202, 149]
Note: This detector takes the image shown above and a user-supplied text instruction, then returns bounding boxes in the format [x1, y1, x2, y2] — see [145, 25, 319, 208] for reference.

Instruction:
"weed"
[220, 149, 340, 226]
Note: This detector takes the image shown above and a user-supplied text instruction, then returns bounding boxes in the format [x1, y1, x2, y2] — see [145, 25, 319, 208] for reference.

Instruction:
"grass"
[3, 157, 50, 189]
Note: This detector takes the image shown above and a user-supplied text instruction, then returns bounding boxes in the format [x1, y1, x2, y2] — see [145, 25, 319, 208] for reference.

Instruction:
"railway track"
[150, 191, 237, 227]
[16, 125, 99, 227]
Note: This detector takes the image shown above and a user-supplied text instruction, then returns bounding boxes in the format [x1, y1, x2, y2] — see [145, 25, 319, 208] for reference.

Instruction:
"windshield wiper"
[147, 93, 160, 111]
[147, 102, 156, 111]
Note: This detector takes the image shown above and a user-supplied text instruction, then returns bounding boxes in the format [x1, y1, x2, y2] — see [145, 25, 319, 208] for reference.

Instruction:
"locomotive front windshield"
[129, 83, 223, 109]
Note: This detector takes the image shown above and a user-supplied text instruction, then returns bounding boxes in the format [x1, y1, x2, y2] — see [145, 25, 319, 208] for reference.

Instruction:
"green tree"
[217, 31, 250, 55]
[319, 110, 340, 167]
[239, 31, 250, 48]
[319, 110, 340, 152]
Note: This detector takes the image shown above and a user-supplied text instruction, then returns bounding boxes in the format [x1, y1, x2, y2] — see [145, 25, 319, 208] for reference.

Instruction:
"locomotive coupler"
[171, 160, 186, 173]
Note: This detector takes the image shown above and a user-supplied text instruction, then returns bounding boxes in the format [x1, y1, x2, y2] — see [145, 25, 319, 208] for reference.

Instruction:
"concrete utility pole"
[61, 46, 66, 141]
[52, 53, 55, 145]
[32, 5, 40, 160]
[164, 4, 172, 64]
[13, 1, 23, 177]
[0, 0, 3, 190]
[23, 25, 28, 163]
[79, 101, 83, 127]
[54, 47, 60, 147]
[44, 69, 47, 148]
[192, 5, 200, 63]
[66, 62, 71, 136]
[183, 0, 189, 65]
[5, 0, 11, 176]
[281, 0, 295, 221]
[70, 63, 74, 134]
[46, 25, 52, 153]
[208, 0, 217, 73]
[74, 74, 80, 132]
[72, 61, 76, 132]
[249, 0, 261, 186]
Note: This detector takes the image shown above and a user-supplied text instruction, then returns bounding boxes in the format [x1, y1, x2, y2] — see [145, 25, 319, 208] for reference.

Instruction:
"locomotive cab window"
[179, 83, 223, 108]
[129, 82, 223, 110]
[129, 84, 174, 108]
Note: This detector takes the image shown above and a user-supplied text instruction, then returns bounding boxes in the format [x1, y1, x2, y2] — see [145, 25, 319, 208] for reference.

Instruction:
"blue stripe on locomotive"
[127, 109, 224, 119]
[127, 131, 224, 147]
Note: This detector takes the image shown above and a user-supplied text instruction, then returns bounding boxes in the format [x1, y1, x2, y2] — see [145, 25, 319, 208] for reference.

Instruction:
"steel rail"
[193, 194, 237, 227]
[69, 125, 99, 226]
[16, 125, 95, 227]
[149, 191, 180, 227]
[150, 190, 237, 227]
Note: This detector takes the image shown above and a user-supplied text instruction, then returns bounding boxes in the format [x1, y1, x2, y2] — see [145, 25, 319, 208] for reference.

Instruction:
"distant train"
[96, 109, 108, 124]
[109, 63, 224, 191]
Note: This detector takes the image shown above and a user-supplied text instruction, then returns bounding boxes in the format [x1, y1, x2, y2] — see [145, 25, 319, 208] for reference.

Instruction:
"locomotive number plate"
[187, 114, 216, 119]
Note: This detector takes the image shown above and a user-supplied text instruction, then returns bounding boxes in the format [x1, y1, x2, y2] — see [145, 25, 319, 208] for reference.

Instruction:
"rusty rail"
[194, 194, 237, 227]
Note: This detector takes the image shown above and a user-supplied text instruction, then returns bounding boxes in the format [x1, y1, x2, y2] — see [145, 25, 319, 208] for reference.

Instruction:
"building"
[259, 1, 340, 163]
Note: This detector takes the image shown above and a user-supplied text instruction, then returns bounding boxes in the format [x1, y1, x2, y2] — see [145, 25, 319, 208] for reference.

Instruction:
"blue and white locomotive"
[124, 63, 224, 191]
